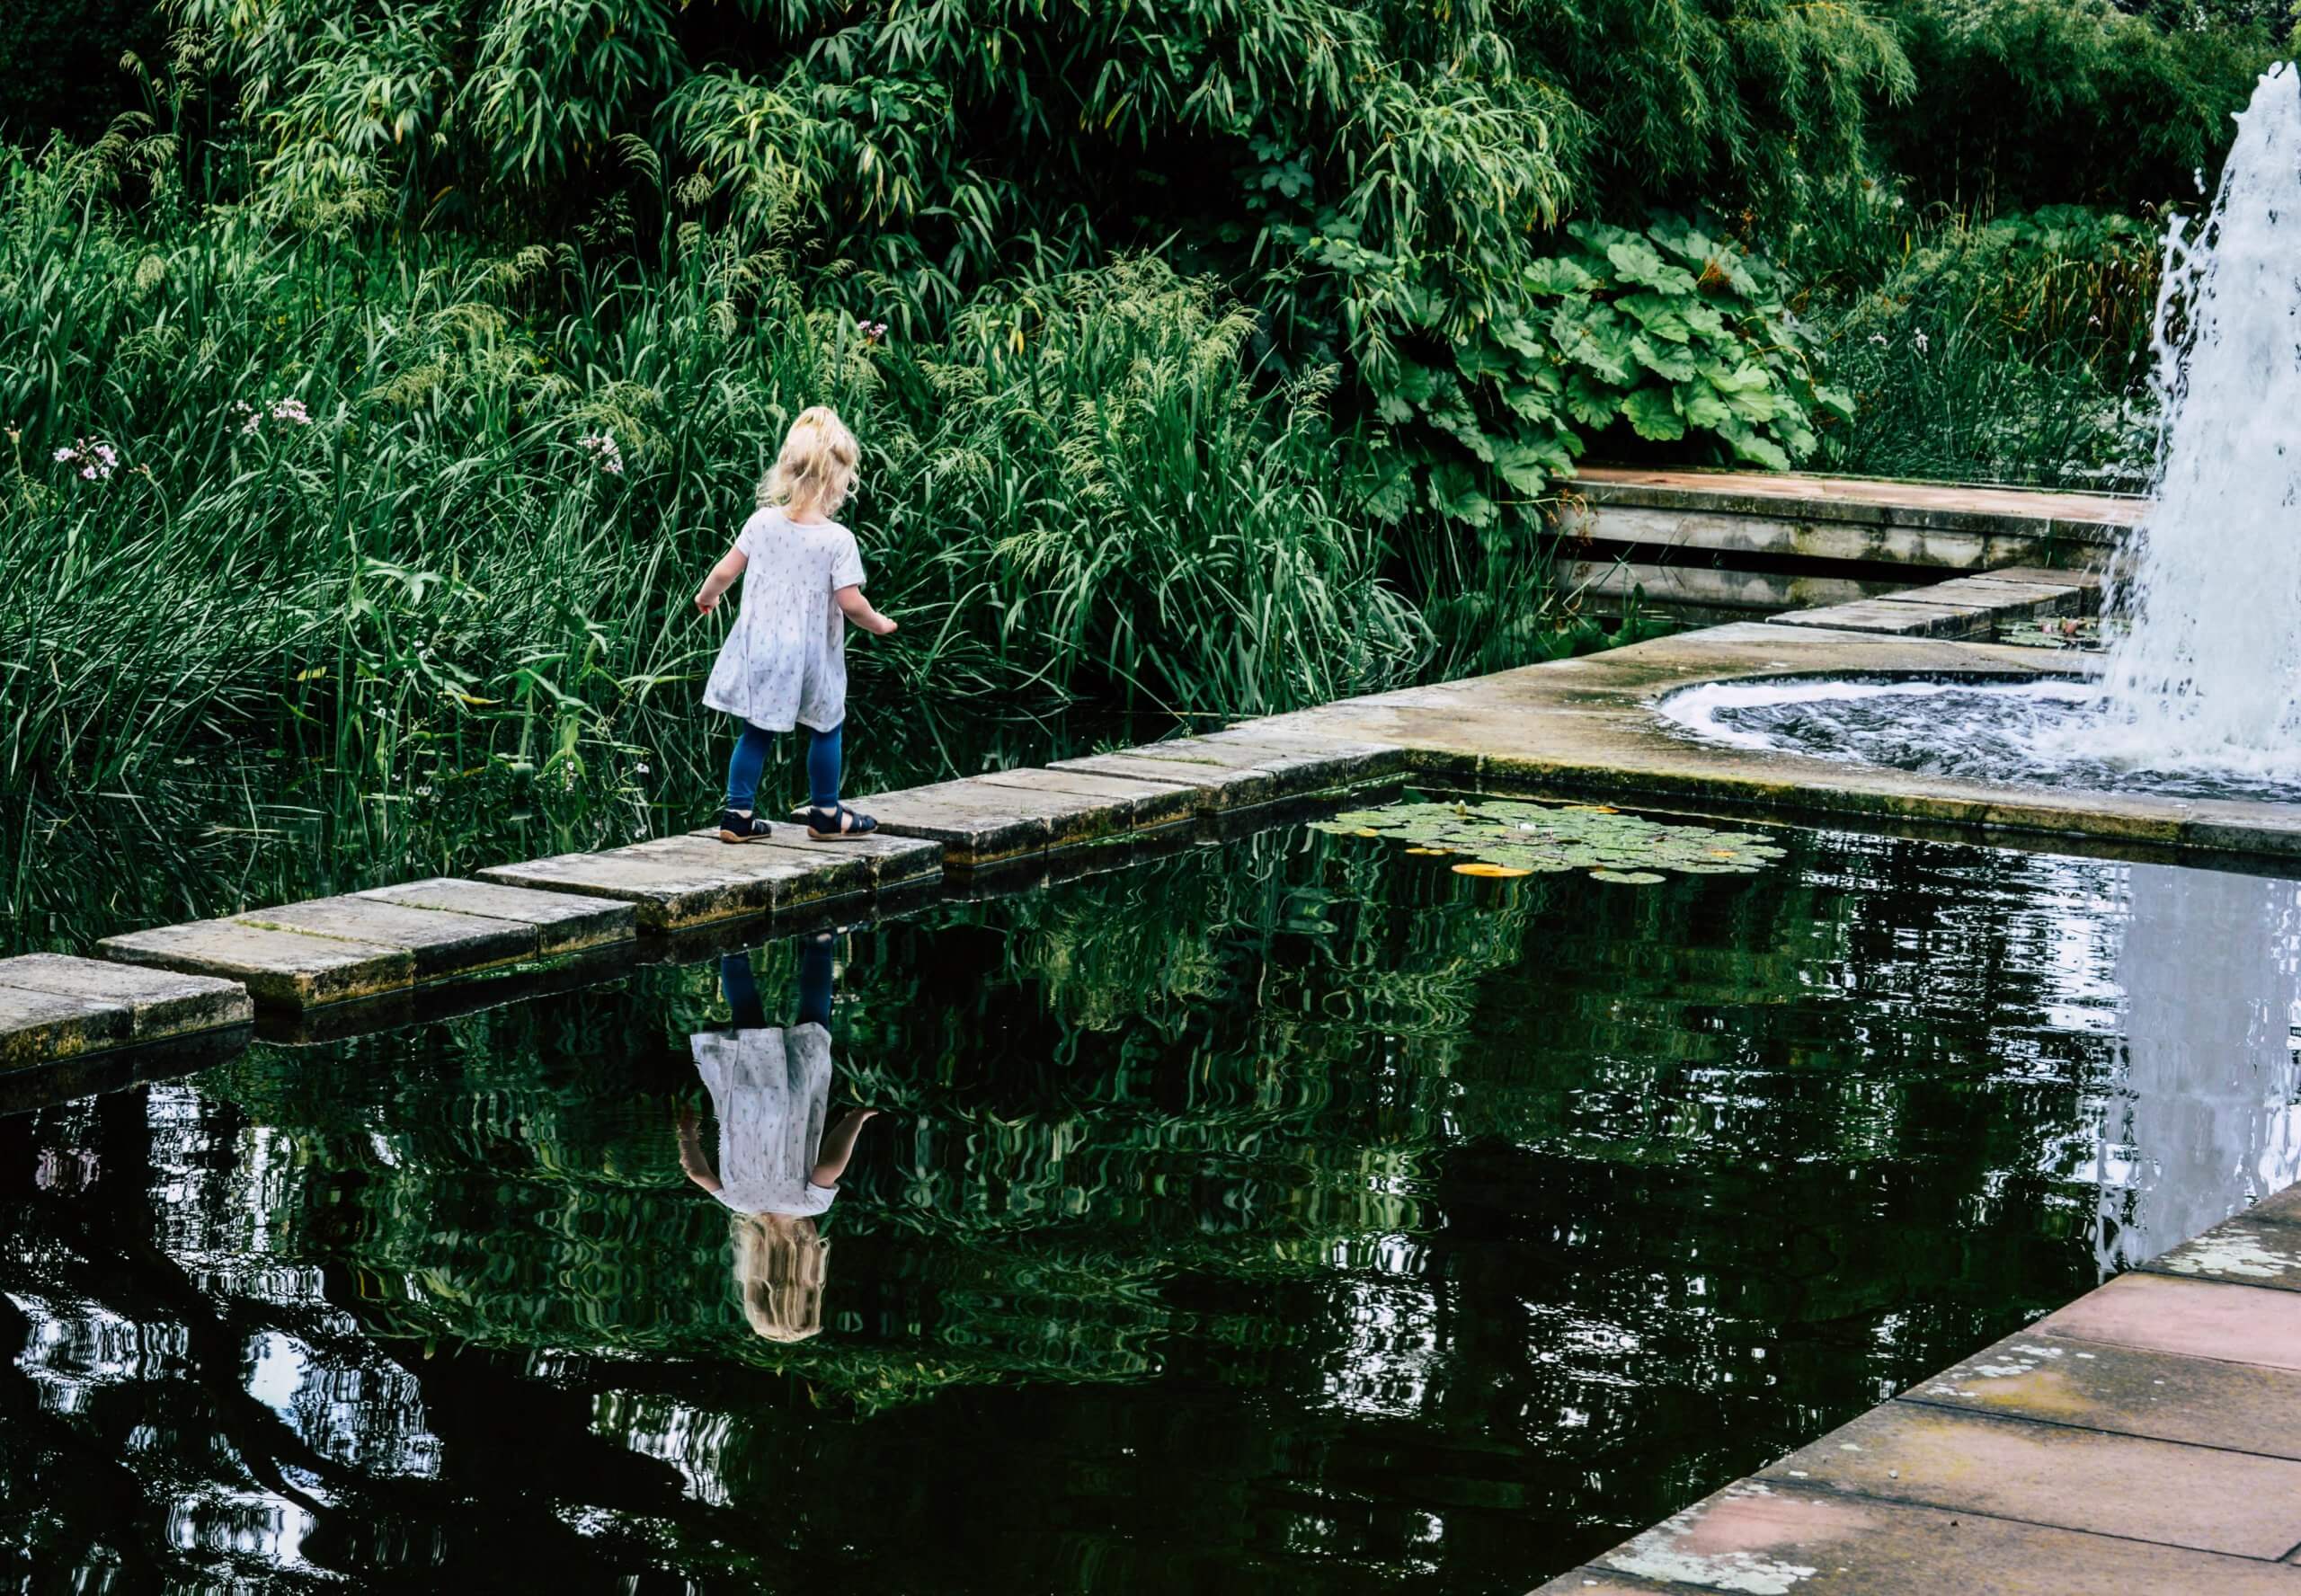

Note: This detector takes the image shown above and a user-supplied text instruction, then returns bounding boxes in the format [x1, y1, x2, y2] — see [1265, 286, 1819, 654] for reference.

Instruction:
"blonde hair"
[732, 1211, 830, 1343]
[757, 404, 859, 519]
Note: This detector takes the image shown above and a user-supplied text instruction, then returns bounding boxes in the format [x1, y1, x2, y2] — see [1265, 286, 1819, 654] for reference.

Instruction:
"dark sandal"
[716, 808, 777, 844]
[806, 802, 878, 839]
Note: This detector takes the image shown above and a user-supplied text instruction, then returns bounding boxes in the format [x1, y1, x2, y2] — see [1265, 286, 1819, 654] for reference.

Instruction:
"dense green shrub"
[1875, 0, 2275, 210]
[156, 0, 1908, 525]
[0, 0, 160, 141]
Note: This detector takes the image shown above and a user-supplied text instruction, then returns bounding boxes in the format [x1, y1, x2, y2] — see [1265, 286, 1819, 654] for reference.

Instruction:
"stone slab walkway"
[98, 880, 634, 1006]
[1535, 1184, 2301, 1593]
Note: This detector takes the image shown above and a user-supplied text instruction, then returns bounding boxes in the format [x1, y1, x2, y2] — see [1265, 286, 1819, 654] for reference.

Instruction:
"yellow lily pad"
[1452, 862, 1533, 878]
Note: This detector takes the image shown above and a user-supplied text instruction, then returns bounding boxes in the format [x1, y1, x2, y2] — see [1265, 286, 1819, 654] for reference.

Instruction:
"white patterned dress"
[689, 1024, 839, 1217]
[701, 506, 866, 732]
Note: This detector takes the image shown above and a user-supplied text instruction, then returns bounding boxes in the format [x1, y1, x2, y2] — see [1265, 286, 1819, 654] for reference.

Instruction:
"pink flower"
[53, 437, 118, 480]
[577, 430, 625, 475]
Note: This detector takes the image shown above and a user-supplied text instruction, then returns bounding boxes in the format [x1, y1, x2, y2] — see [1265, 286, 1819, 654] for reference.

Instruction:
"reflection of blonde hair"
[732, 1212, 829, 1343]
[756, 405, 858, 519]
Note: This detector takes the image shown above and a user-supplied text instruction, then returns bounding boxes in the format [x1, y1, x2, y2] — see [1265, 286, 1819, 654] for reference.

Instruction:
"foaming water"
[1661, 677, 2301, 803]
[2094, 63, 2301, 763]
[1670, 65, 2301, 804]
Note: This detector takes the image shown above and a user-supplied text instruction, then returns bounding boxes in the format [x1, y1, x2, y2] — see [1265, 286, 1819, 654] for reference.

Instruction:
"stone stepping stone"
[99, 883, 630, 1007]
[480, 829, 937, 931]
[843, 777, 1137, 866]
[1052, 731, 1408, 811]
[0, 953, 246, 1068]
[966, 767, 1199, 831]
[680, 822, 945, 889]
[101, 920, 413, 1009]
[357, 877, 635, 956]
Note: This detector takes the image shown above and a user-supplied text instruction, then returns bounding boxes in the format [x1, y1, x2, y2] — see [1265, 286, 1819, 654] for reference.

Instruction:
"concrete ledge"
[1277, 622, 2301, 860]
[1570, 465, 2141, 544]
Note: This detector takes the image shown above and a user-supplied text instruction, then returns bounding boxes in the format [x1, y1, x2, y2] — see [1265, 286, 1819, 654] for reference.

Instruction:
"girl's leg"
[719, 953, 768, 1030]
[805, 723, 843, 811]
[795, 932, 834, 1027]
[724, 721, 776, 813]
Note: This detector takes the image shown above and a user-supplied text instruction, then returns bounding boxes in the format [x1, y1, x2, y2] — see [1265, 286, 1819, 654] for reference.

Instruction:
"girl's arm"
[674, 1108, 723, 1193]
[834, 584, 898, 636]
[695, 545, 748, 615]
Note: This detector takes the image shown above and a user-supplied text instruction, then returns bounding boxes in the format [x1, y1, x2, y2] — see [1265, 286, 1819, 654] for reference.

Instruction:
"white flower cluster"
[233, 396, 315, 436]
[578, 430, 625, 475]
[52, 438, 119, 480]
[857, 316, 891, 342]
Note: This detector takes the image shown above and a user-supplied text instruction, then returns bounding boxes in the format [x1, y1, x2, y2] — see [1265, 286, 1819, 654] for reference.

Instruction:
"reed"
[0, 136, 1435, 874]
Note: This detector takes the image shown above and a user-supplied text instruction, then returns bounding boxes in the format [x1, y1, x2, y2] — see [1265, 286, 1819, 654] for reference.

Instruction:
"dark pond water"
[3, 816, 2298, 1592]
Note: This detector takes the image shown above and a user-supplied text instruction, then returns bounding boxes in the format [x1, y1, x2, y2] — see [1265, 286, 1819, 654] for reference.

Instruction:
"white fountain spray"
[2096, 63, 2301, 775]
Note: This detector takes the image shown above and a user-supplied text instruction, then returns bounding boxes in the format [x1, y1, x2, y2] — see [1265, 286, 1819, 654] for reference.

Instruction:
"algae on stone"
[1310, 798, 1785, 885]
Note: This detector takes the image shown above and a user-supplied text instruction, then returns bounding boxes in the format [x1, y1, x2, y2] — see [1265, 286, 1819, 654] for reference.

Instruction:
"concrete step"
[1770, 563, 2106, 639]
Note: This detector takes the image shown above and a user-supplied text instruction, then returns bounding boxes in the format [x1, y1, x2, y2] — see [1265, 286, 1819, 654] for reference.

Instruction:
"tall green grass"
[1792, 199, 2162, 488]
[0, 133, 1444, 877]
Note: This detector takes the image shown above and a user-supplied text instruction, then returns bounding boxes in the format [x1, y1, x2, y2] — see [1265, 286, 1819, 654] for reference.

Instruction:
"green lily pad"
[1316, 797, 1785, 883]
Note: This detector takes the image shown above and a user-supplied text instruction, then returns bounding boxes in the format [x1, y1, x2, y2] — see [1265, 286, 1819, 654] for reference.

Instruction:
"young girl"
[695, 405, 896, 842]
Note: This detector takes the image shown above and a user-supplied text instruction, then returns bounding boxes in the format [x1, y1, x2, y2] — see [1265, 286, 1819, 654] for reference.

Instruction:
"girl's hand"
[870, 614, 899, 637]
[695, 588, 720, 616]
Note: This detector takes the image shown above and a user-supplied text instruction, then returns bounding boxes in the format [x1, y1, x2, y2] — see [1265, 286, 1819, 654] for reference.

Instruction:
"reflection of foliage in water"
[1314, 796, 1787, 883]
[2, 819, 2162, 1588]
[194, 828, 1534, 1410]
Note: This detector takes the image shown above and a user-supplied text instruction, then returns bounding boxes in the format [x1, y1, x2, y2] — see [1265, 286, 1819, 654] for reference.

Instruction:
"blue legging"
[719, 939, 832, 1029]
[725, 720, 842, 812]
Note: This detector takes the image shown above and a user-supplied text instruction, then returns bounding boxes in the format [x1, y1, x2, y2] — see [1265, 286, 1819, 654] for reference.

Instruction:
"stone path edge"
[1533, 1182, 2301, 1593]
[1279, 621, 2301, 862]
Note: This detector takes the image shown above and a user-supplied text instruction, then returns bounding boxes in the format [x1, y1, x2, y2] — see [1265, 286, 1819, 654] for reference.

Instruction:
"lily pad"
[1316, 796, 1785, 884]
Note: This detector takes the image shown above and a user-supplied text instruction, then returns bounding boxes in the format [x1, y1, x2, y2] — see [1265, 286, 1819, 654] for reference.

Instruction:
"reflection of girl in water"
[678, 936, 875, 1343]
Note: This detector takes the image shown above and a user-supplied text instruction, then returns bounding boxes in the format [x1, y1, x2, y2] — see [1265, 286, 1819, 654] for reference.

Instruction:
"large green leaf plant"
[1360, 213, 1852, 532]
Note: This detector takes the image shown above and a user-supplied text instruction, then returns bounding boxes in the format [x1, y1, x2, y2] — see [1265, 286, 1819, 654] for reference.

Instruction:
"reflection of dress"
[689, 1024, 837, 1217]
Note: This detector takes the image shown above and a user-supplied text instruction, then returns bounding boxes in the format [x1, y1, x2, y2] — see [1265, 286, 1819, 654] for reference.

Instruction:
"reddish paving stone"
[2144, 1214, 2301, 1293]
[2258, 1182, 2301, 1226]
[2039, 1272, 2301, 1372]
[1579, 1478, 2301, 1594]
[1756, 1401, 2301, 1557]
[1899, 1327, 2301, 1460]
